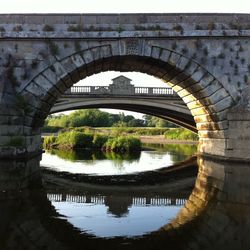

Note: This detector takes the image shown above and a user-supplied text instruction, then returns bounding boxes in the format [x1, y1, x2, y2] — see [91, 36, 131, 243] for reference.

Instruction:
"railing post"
[90, 86, 95, 93]
[148, 88, 153, 95]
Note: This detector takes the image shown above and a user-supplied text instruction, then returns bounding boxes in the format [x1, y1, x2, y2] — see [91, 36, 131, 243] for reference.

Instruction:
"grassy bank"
[164, 128, 198, 141]
[43, 130, 141, 153]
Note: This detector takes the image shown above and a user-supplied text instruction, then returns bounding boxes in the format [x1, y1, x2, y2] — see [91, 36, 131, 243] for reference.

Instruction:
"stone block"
[159, 49, 171, 62]
[198, 129, 227, 139]
[25, 81, 47, 98]
[196, 120, 228, 131]
[34, 74, 60, 98]
[198, 80, 222, 99]
[151, 46, 161, 60]
[198, 138, 227, 156]
[168, 53, 181, 67]
[191, 67, 208, 83]
[208, 95, 233, 113]
[184, 61, 199, 76]
[190, 107, 208, 116]
[60, 57, 80, 84]
[175, 56, 190, 71]
[194, 114, 213, 123]
[187, 100, 203, 110]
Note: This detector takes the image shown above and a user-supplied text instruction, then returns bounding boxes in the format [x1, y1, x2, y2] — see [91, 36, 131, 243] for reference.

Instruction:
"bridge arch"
[51, 93, 197, 132]
[17, 41, 234, 158]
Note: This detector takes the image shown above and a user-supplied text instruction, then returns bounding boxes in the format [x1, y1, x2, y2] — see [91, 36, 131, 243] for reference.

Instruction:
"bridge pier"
[198, 93, 250, 161]
[226, 109, 250, 161]
[0, 105, 42, 159]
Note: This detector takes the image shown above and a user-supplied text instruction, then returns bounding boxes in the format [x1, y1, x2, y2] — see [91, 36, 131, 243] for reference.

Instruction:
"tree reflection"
[47, 149, 141, 165]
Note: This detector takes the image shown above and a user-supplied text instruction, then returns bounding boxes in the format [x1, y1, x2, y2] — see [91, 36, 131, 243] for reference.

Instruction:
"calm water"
[48, 192, 186, 238]
[40, 143, 197, 175]
[1, 147, 250, 249]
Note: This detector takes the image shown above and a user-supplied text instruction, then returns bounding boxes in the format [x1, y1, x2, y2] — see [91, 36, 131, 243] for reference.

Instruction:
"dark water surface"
[1, 146, 250, 249]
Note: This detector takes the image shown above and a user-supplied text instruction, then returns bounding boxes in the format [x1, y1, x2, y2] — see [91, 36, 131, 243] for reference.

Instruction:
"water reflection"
[1, 156, 250, 249]
[47, 192, 186, 237]
[40, 143, 197, 175]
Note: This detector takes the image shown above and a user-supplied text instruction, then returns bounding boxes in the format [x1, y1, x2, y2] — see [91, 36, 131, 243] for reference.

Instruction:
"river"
[0, 143, 250, 249]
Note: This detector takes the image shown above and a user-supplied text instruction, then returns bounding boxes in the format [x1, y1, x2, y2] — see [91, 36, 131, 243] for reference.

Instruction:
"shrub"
[92, 134, 109, 149]
[43, 136, 57, 149]
[57, 131, 93, 149]
[42, 126, 61, 133]
[103, 136, 141, 153]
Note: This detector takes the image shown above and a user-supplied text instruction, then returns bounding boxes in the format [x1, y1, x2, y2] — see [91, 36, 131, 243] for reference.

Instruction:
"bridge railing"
[65, 85, 177, 96]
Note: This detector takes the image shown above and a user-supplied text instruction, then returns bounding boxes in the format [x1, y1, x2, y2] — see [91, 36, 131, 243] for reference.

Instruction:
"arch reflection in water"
[1, 156, 250, 249]
[47, 191, 187, 238]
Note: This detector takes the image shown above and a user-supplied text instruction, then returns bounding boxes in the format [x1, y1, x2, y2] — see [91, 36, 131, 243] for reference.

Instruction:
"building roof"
[111, 75, 132, 82]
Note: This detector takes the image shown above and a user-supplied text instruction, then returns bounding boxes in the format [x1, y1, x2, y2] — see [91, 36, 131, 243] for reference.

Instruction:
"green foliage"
[45, 109, 147, 128]
[134, 128, 170, 135]
[103, 136, 141, 153]
[164, 128, 198, 141]
[92, 134, 109, 148]
[110, 127, 170, 136]
[43, 129, 141, 153]
[57, 131, 93, 149]
[43, 136, 57, 149]
[42, 126, 61, 133]
[143, 114, 177, 128]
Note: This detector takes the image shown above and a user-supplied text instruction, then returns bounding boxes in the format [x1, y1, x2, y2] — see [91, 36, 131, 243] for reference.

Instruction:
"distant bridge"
[52, 76, 196, 132]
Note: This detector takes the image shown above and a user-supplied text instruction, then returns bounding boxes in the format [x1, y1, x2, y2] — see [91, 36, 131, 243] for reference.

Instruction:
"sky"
[1, 0, 249, 118]
[0, 0, 250, 13]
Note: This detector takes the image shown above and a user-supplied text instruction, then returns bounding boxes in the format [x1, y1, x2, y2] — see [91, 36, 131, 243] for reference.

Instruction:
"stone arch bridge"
[0, 13, 250, 160]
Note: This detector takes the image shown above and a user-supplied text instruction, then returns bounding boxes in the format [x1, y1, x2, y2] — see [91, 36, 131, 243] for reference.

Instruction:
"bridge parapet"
[65, 85, 177, 97]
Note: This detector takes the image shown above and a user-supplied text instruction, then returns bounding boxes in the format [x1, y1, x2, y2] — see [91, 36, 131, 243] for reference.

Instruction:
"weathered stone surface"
[0, 13, 250, 160]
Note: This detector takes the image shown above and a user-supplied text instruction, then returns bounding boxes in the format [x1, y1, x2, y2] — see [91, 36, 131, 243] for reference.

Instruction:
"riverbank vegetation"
[164, 128, 198, 141]
[43, 109, 177, 133]
[43, 130, 141, 153]
[43, 109, 198, 147]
